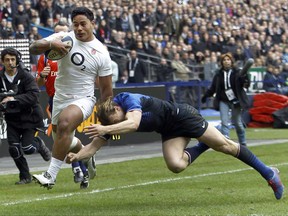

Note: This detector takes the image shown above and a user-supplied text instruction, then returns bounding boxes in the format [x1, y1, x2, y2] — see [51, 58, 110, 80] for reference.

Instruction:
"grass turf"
[0, 128, 287, 215]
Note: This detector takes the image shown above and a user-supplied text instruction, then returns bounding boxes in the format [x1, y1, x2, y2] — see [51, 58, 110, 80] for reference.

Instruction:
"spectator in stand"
[164, 8, 180, 39]
[40, 0, 54, 27]
[234, 47, 246, 67]
[282, 63, 288, 84]
[107, 8, 117, 31]
[0, 0, 9, 21]
[181, 51, 196, 69]
[124, 31, 136, 50]
[127, 7, 136, 33]
[254, 57, 265, 68]
[124, 49, 147, 84]
[132, 7, 141, 31]
[139, 5, 149, 31]
[162, 46, 173, 61]
[31, 9, 41, 25]
[28, 26, 43, 43]
[34, 0, 47, 17]
[263, 64, 288, 96]
[54, 0, 70, 20]
[242, 39, 255, 61]
[184, 31, 194, 46]
[207, 34, 222, 55]
[281, 46, 288, 64]
[95, 8, 104, 26]
[12, 4, 30, 33]
[192, 33, 206, 54]
[45, 17, 55, 29]
[120, 11, 130, 32]
[0, 18, 7, 37]
[97, 19, 110, 43]
[142, 34, 150, 54]
[146, 3, 158, 29]
[24, 0, 33, 20]
[223, 37, 238, 55]
[171, 52, 194, 105]
[155, 58, 174, 83]
[14, 24, 27, 39]
[155, 3, 166, 32]
[25, 0, 288, 86]
[135, 41, 147, 59]
[266, 50, 280, 67]
[203, 54, 219, 81]
[1, 19, 13, 39]
[65, 0, 75, 18]
[3, 0, 11, 20]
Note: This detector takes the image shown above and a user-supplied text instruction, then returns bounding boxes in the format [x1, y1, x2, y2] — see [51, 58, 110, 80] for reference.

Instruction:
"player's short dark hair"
[71, 7, 94, 21]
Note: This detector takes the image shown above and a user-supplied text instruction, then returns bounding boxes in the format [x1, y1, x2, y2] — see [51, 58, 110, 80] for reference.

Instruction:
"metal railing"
[106, 44, 204, 82]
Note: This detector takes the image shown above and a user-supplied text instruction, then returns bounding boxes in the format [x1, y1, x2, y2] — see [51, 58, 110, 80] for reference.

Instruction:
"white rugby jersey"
[44, 31, 112, 98]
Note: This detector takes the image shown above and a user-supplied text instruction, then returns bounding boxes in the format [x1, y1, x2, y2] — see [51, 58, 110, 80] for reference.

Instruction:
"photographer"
[0, 47, 51, 185]
[201, 53, 250, 146]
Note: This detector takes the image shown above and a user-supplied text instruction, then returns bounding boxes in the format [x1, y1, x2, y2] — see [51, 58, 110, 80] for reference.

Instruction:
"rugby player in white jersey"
[29, 7, 113, 189]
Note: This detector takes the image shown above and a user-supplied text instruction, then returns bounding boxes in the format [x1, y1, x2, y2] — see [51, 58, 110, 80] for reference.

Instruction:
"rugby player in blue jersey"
[67, 92, 284, 200]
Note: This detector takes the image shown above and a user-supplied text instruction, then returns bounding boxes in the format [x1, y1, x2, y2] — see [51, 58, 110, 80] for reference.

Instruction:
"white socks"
[47, 157, 64, 181]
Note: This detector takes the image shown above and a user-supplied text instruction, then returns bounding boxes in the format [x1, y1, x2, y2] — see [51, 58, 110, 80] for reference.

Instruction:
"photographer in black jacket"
[0, 47, 51, 184]
[201, 52, 250, 146]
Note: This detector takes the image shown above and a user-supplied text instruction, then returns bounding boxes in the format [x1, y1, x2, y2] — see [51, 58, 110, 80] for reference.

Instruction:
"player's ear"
[114, 106, 120, 111]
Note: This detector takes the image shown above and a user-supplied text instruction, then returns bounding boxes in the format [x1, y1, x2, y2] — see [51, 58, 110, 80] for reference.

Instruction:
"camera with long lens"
[0, 91, 20, 113]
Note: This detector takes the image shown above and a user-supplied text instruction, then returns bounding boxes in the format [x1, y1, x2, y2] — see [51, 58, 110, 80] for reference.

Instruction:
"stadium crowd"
[0, 0, 288, 88]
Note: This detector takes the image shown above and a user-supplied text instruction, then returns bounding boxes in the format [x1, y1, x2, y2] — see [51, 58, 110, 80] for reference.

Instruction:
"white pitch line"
[2, 162, 287, 207]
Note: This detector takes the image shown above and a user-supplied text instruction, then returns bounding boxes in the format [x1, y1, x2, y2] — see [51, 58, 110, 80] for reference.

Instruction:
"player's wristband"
[99, 134, 111, 141]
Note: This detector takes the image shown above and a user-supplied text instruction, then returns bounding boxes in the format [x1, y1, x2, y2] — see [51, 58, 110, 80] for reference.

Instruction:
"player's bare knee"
[57, 120, 71, 135]
[167, 162, 186, 173]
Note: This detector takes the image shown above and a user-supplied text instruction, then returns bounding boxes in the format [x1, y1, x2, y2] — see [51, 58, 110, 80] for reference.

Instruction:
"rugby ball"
[45, 36, 73, 60]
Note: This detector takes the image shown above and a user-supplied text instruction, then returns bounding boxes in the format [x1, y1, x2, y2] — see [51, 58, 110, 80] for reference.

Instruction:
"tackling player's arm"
[66, 137, 107, 163]
[84, 110, 142, 138]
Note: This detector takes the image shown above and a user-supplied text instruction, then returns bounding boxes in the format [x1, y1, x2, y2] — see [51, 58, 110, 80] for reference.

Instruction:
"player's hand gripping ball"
[45, 36, 73, 60]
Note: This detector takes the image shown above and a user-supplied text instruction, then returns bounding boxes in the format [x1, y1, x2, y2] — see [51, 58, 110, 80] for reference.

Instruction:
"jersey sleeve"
[98, 49, 113, 77]
[114, 92, 143, 112]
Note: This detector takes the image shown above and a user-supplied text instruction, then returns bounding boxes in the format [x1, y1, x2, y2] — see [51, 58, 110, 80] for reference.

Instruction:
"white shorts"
[52, 95, 96, 125]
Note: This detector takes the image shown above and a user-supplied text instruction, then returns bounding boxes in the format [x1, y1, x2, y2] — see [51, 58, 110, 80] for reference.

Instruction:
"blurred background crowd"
[0, 0, 288, 89]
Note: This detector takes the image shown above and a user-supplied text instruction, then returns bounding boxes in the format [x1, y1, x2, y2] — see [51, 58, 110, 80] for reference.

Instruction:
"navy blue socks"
[184, 142, 210, 164]
[236, 145, 273, 180]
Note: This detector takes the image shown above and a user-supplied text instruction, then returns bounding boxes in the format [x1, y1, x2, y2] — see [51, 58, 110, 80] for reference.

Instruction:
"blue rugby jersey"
[113, 92, 175, 133]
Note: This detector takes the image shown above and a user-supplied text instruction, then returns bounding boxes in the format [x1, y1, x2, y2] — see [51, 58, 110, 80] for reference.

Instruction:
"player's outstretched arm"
[66, 137, 107, 163]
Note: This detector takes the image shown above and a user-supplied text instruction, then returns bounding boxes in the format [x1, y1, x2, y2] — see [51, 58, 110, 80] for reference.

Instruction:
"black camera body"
[0, 91, 20, 113]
